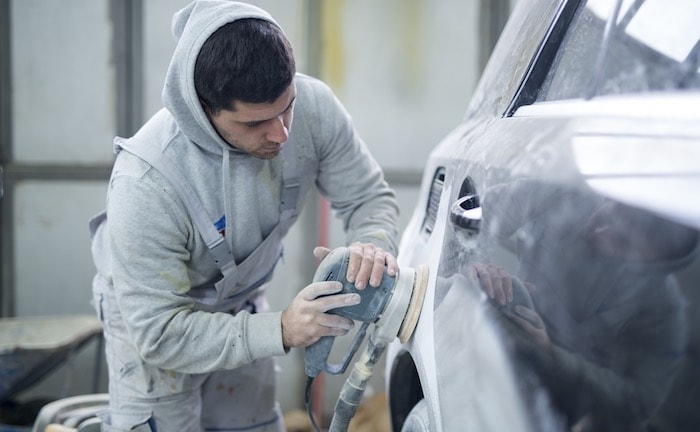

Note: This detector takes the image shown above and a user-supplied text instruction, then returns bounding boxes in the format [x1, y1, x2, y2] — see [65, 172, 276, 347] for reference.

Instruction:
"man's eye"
[244, 121, 263, 128]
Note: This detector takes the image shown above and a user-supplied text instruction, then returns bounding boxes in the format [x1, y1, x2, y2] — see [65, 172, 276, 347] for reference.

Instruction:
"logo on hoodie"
[214, 215, 226, 237]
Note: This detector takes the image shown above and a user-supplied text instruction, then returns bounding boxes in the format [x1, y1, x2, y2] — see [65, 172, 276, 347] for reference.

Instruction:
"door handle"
[450, 194, 481, 234]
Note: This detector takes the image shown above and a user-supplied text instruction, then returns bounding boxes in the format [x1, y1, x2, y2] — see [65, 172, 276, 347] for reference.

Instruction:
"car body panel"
[387, 0, 700, 430]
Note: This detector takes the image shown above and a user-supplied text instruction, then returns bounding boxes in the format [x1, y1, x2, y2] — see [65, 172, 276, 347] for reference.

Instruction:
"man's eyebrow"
[281, 97, 296, 115]
[242, 97, 296, 125]
[265, 96, 296, 121]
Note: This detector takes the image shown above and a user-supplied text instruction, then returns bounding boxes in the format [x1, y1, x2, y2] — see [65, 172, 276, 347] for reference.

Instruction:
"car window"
[538, 0, 700, 102]
[466, 0, 563, 119]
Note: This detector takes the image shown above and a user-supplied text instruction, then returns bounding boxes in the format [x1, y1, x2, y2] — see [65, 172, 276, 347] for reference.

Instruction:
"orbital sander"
[304, 246, 429, 432]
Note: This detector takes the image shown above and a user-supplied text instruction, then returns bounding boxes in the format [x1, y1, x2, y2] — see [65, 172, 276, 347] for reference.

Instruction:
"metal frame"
[505, 0, 581, 116]
[0, 0, 13, 317]
[0, 0, 143, 318]
[111, 0, 144, 137]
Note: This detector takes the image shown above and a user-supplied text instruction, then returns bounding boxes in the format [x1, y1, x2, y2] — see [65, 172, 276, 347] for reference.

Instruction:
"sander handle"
[304, 321, 370, 377]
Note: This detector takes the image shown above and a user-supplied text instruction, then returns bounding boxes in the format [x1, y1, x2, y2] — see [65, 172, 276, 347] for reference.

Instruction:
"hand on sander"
[304, 246, 428, 378]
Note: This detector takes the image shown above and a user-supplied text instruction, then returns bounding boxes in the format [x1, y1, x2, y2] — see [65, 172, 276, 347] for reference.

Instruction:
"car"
[385, 0, 700, 431]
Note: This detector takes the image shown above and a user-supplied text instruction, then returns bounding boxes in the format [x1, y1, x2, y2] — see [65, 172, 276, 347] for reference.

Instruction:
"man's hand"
[344, 242, 398, 290]
[314, 243, 398, 290]
[505, 305, 553, 353]
[468, 262, 551, 351]
[469, 262, 513, 306]
[281, 280, 360, 350]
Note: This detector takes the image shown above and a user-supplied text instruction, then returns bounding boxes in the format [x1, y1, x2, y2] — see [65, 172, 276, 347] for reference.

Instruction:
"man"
[89, 1, 400, 430]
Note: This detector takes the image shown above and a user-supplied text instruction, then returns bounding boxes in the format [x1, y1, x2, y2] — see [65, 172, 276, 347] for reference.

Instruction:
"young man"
[89, 1, 400, 430]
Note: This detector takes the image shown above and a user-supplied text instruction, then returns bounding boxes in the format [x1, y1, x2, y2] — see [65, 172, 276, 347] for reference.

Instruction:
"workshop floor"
[284, 392, 391, 432]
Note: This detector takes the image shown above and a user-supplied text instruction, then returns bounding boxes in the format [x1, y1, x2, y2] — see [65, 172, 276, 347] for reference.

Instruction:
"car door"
[391, 0, 700, 431]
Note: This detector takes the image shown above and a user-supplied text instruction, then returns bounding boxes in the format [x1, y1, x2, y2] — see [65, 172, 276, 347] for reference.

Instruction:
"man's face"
[207, 82, 296, 159]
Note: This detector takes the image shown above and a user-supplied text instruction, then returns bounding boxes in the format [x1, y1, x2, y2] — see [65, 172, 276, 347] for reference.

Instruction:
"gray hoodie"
[91, 1, 399, 374]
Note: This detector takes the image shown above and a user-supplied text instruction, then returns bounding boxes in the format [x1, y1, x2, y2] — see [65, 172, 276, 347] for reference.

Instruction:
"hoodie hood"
[162, 1, 282, 156]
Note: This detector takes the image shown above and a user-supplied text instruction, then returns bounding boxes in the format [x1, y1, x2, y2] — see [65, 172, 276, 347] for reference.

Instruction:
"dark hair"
[195, 19, 295, 114]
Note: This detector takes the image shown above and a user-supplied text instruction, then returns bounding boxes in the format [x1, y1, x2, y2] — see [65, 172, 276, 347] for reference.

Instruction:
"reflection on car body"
[386, 0, 700, 431]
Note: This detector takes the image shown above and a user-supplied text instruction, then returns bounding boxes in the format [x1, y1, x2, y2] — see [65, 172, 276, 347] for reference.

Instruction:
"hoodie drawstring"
[223, 148, 234, 254]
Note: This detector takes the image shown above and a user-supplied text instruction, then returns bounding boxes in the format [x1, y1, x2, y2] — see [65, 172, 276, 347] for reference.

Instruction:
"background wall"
[0, 0, 510, 422]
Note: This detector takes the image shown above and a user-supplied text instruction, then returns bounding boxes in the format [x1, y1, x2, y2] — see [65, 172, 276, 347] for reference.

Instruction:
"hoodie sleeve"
[298, 76, 400, 255]
[106, 161, 287, 374]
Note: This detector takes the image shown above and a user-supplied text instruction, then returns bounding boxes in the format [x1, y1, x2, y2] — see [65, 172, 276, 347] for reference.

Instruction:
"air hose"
[328, 336, 387, 432]
[302, 246, 429, 431]
[305, 336, 386, 432]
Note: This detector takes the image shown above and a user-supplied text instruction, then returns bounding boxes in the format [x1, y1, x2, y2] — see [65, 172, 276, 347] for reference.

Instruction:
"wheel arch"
[388, 350, 424, 431]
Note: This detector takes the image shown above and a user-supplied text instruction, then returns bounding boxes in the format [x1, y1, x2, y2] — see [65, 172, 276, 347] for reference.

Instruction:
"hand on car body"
[470, 262, 552, 351]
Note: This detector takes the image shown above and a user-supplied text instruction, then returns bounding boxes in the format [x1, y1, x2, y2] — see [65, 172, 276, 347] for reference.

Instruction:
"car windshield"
[538, 0, 700, 101]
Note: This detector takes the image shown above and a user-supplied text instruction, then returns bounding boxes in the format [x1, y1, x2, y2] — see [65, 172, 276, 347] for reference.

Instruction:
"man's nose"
[267, 116, 289, 143]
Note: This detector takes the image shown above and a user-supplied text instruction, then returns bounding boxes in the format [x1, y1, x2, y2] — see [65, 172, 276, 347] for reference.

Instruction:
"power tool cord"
[306, 375, 323, 432]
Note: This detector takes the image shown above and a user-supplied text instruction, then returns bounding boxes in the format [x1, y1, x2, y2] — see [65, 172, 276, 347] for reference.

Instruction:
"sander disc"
[398, 264, 429, 343]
